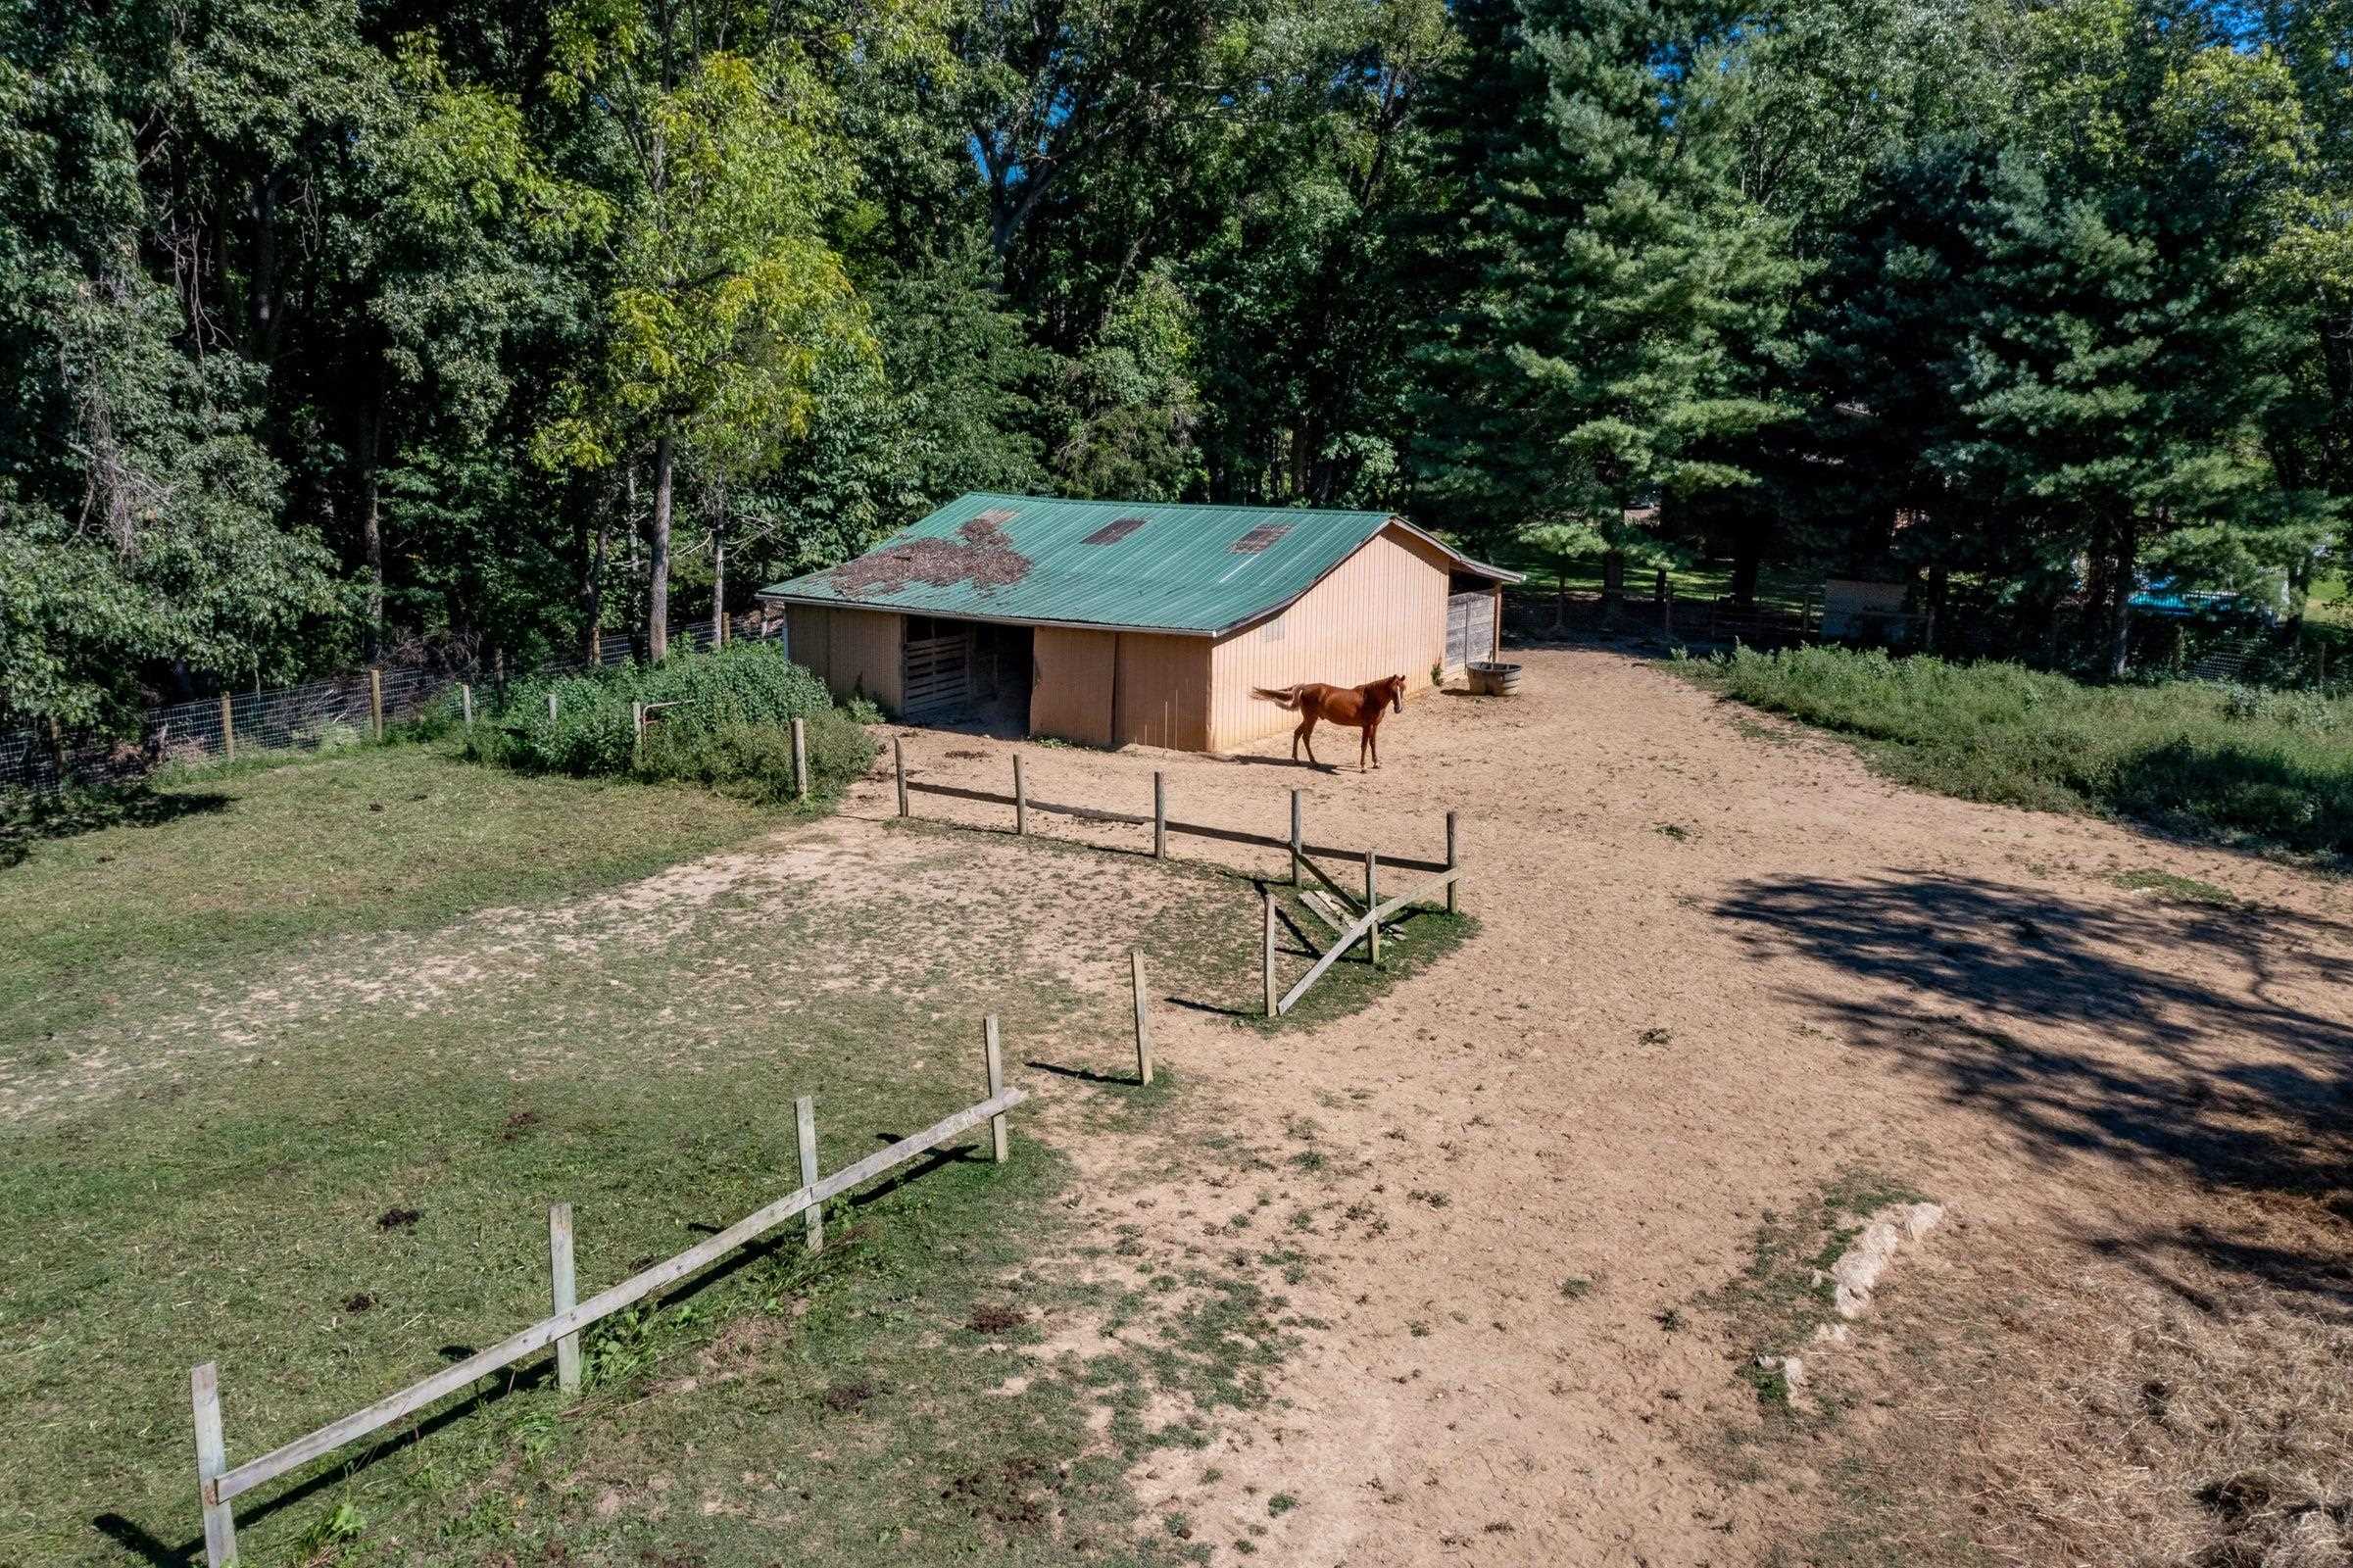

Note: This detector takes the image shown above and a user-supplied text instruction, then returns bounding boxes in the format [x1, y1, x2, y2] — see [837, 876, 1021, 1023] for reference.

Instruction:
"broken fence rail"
[189, 1036, 1026, 1568]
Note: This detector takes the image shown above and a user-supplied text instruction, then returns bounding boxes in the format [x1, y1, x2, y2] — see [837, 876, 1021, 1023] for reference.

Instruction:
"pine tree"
[1407, 0, 1794, 556]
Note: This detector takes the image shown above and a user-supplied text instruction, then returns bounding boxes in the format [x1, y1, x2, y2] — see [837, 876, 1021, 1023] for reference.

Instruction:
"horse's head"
[1387, 674, 1405, 714]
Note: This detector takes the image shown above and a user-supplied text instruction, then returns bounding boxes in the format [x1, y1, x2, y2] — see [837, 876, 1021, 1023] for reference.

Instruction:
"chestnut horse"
[1251, 674, 1407, 770]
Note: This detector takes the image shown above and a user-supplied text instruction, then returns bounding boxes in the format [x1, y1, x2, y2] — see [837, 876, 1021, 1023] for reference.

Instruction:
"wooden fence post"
[1262, 889, 1277, 1019]
[1152, 771, 1167, 859]
[1289, 789, 1303, 886]
[1364, 850, 1381, 967]
[368, 668, 384, 741]
[1130, 949, 1153, 1086]
[191, 1361, 237, 1568]
[791, 717, 809, 802]
[1445, 809, 1460, 916]
[894, 737, 908, 817]
[1012, 753, 1027, 835]
[983, 1016, 1008, 1162]
[547, 692, 559, 724]
[461, 683, 473, 730]
[631, 702, 645, 761]
[548, 1204, 581, 1395]
[796, 1096, 822, 1253]
[219, 695, 235, 763]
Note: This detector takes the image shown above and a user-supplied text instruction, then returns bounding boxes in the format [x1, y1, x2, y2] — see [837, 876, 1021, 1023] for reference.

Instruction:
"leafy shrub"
[468, 641, 872, 803]
[842, 694, 884, 724]
[1693, 645, 2353, 858]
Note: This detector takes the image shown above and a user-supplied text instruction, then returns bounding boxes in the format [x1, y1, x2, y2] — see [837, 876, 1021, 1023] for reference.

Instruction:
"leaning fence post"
[548, 1203, 581, 1394]
[1364, 850, 1381, 967]
[191, 1361, 237, 1568]
[1262, 889, 1277, 1019]
[1012, 753, 1027, 836]
[1130, 949, 1154, 1085]
[1445, 809, 1460, 916]
[791, 717, 809, 802]
[894, 737, 908, 818]
[983, 1015, 1008, 1161]
[461, 683, 474, 730]
[1289, 789, 1303, 886]
[1152, 771, 1167, 859]
[796, 1095, 822, 1253]
[368, 668, 385, 741]
[219, 695, 235, 763]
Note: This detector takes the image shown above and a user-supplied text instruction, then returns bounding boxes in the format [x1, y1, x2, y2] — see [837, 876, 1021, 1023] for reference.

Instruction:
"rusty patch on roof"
[830, 511, 1032, 597]
[1082, 516, 1149, 546]
[1231, 523, 1293, 554]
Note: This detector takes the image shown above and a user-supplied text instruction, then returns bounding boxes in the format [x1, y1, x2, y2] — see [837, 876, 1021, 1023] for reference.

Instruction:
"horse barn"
[758, 493, 1520, 753]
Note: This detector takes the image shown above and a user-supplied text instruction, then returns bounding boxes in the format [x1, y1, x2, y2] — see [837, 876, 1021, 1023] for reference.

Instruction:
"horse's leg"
[1298, 710, 1321, 768]
[1367, 718, 1380, 770]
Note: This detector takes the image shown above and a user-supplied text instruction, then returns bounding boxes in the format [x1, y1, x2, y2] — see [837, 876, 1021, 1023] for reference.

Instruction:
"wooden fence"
[891, 742, 1466, 1017]
[188, 1027, 1026, 1568]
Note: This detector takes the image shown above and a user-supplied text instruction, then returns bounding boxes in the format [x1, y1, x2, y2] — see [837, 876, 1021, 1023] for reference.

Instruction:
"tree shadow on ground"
[1713, 870, 2353, 1303]
[1, 787, 230, 867]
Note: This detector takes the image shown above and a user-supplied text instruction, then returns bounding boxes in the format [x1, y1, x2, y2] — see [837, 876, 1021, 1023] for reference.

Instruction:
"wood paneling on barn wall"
[1206, 526, 1451, 751]
[1031, 626, 1117, 746]
[1113, 633, 1211, 751]
[784, 606, 904, 712]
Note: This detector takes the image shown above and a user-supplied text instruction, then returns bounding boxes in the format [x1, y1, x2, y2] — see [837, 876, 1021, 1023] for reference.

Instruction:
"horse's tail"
[1251, 685, 1302, 710]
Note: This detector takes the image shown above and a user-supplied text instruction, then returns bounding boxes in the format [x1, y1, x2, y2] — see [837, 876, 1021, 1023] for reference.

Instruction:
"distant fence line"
[0, 615, 766, 796]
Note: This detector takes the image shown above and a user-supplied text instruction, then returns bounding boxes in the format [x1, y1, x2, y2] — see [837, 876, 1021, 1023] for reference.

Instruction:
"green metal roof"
[758, 493, 1518, 636]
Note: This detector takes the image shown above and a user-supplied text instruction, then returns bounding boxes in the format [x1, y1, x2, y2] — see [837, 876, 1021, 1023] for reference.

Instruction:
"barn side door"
[902, 621, 974, 719]
[1445, 592, 1494, 673]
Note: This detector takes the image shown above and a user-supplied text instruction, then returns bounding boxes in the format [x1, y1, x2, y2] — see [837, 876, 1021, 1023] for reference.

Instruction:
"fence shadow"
[1713, 869, 2353, 1301]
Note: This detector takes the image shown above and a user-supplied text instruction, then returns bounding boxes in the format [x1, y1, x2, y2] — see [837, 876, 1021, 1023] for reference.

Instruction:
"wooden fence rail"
[893, 744, 1452, 876]
[1277, 864, 1466, 1015]
[189, 1036, 1028, 1567]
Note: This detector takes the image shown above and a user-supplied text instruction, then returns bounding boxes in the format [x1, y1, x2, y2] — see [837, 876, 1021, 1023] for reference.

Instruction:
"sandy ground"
[849, 645, 2353, 1567]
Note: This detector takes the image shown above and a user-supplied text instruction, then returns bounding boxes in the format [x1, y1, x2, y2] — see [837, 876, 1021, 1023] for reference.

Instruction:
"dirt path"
[855, 647, 2353, 1566]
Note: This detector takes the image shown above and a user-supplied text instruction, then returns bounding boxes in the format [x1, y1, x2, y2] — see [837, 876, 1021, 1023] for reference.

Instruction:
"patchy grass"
[2111, 867, 2237, 906]
[1703, 1170, 1928, 1426]
[1687, 645, 2353, 859]
[0, 745, 790, 1051]
[0, 748, 1331, 1566]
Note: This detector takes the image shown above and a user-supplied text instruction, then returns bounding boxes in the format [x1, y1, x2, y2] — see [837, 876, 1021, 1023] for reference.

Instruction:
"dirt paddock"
[868, 646, 2353, 1566]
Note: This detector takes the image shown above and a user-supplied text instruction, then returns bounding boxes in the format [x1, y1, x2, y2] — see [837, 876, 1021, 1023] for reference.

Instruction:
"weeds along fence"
[188, 1021, 1025, 1568]
[891, 740, 1467, 1016]
[0, 615, 760, 796]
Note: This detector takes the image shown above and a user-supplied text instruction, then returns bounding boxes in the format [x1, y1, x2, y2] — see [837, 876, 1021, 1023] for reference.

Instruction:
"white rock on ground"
[1829, 1201, 1946, 1319]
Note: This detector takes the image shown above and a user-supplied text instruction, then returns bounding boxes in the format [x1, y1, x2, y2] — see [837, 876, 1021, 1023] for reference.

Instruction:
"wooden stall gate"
[902, 626, 973, 718]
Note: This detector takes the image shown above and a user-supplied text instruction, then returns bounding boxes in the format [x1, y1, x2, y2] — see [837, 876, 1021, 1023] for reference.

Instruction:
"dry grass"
[1811, 1193, 2353, 1568]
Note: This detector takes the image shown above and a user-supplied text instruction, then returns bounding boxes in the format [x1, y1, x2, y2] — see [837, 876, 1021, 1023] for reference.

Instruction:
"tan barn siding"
[1206, 526, 1450, 751]
[1113, 633, 1211, 751]
[1031, 626, 1117, 746]
[784, 605, 904, 711]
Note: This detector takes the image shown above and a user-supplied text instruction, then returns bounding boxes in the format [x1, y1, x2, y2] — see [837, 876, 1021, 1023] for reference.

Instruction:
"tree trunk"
[1730, 533, 1761, 609]
[711, 527, 725, 647]
[357, 362, 385, 664]
[648, 434, 673, 662]
[2103, 515, 2137, 679]
[580, 486, 610, 667]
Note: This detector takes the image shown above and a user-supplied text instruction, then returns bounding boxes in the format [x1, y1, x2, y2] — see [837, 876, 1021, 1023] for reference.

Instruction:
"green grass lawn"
[2, 745, 1456, 1567]
[1688, 645, 2353, 860]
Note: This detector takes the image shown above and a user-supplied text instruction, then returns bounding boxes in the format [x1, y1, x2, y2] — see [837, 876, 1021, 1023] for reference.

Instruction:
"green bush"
[466, 641, 873, 804]
[1694, 645, 2353, 858]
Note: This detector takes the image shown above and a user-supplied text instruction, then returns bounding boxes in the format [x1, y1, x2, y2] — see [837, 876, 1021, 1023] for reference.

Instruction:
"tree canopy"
[1, 0, 2345, 724]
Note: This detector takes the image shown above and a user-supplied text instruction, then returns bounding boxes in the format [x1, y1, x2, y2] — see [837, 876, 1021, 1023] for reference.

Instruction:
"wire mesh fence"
[0, 615, 763, 796]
